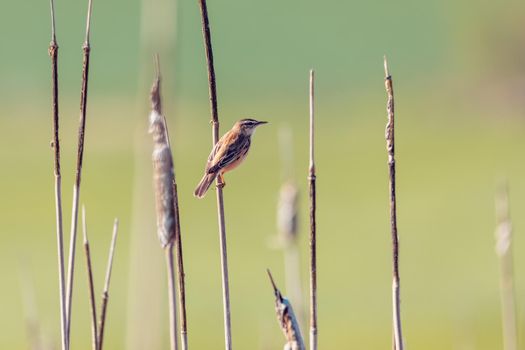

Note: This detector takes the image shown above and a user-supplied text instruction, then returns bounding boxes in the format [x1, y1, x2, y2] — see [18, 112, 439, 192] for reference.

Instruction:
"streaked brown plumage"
[194, 118, 267, 198]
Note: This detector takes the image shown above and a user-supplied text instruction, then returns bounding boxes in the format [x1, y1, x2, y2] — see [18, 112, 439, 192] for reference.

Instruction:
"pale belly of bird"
[221, 147, 250, 174]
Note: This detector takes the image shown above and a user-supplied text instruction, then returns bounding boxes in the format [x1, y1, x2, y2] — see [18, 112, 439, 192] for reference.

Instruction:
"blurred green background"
[1, 0, 524, 348]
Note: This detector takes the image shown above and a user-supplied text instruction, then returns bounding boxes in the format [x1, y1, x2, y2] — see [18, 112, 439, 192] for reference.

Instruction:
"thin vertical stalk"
[48, 0, 67, 348]
[165, 245, 179, 350]
[384, 56, 404, 350]
[98, 219, 119, 350]
[308, 70, 317, 350]
[172, 174, 188, 349]
[65, 0, 94, 343]
[308, 69, 317, 350]
[197, 1, 232, 349]
[81, 207, 99, 350]
[159, 93, 189, 350]
[495, 182, 517, 350]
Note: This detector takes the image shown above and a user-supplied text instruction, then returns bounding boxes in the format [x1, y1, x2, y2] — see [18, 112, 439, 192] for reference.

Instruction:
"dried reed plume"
[48, 0, 67, 348]
[308, 69, 318, 350]
[495, 181, 517, 350]
[197, 1, 232, 348]
[149, 70, 176, 249]
[81, 206, 98, 350]
[267, 270, 305, 350]
[98, 218, 119, 350]
[383, 56, 404, 350]
[65, 0, 94, 343]
[149, 59, 179, 350]
[152, 57, 189, 350]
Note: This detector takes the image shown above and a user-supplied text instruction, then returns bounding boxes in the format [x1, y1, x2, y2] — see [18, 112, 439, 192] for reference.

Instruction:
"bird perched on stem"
[194, 118, 268, 198]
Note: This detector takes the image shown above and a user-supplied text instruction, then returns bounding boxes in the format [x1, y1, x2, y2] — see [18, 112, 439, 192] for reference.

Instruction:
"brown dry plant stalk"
[267, 270, 305, 350]
[48, 0, 67, 348]
[383, 56, 404, 350]
[149, 59, 179, 350]
[97, 218, 119, 350]
[172, 181, 188, 350]
[163, 122, 188, 350]
[495, 181, 518, 350]
[81, 206, 98, 350]
[197, 1, 232, 348]
[65, 0, 94, 343]
[308, 69, 317, 350]
[165, 244, 179, 350]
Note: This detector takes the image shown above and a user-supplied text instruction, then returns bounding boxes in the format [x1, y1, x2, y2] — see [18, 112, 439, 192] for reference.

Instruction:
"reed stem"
[197, 1, 232, 348]
[384, 56, 404, 350]
[48, 0, 67, 347]
[308, 70, 317, 350]
[65, 0, 94, 343]
[172, 178, 188, 349]
[98, 218, 119, 350]
[81, 206, 99, 350]
[165, 245, 179, 350]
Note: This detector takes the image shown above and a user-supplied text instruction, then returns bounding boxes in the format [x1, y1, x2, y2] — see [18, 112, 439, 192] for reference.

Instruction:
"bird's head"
[236, 118, 268, 135]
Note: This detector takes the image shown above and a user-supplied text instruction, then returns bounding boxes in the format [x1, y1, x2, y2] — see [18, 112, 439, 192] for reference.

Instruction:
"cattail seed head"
[149, 77, 176, 248]
[267, 270, 305, 350]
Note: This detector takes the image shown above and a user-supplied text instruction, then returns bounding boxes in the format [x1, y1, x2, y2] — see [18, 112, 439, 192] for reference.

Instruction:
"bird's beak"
[256, 121, 268, 126]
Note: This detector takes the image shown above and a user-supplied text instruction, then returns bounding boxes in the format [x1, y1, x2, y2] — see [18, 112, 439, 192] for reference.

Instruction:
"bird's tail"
[194, 172, 217, 198]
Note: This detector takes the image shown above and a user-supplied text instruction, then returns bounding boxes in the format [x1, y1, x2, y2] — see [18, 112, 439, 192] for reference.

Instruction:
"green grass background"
[1, 0, 524, 348]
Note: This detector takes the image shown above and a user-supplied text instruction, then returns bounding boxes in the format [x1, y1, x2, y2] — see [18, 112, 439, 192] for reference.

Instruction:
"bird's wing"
[204, 131, 236, 172]
[207, 132, 248, 174]
[205, 135, 224, 172]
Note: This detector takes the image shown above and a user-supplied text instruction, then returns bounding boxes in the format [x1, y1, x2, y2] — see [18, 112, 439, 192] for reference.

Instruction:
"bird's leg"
[217, 173, 226, 188]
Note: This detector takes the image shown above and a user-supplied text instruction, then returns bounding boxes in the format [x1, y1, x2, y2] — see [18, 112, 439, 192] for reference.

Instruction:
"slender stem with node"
[307, 69, 317, 350]
[48, 0, 67, 348]
[383, 56, 404, 350]
[98, 218, 119, 350]
[197, 1, 232, 349]
[81, 206, 99, 350]
[65, 0, 94, 343]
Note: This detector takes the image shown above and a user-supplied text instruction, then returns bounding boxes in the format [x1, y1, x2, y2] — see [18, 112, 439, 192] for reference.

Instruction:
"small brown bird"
[194, 118, 268, 198]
